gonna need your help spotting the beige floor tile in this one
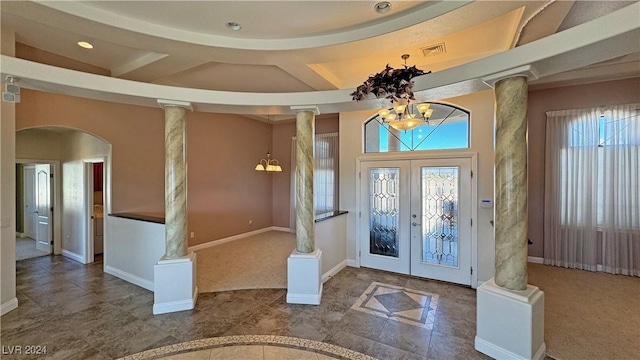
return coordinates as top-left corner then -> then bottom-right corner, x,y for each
161,349 -> 211,359
209,345 -> 264,360
263,345 -> 318,360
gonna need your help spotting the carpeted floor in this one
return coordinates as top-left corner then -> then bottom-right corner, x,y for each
528,263 -> 640,360
195,230 -> 295,293
15,236 -> 49,261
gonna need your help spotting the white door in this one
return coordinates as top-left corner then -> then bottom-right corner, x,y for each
359,161 -> 411,274
35,164 -> 52,253
359,158 -> 472,285
23,166 -> 37,239
409,158 -> 472,285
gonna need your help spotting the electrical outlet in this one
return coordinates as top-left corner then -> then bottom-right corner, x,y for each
248,220 -> 253,227
190,232 -> 195,239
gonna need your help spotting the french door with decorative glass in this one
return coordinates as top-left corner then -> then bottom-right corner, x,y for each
359,158 -> 472,285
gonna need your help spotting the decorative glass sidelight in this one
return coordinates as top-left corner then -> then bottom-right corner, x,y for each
369,168 -> 400,257
421,167 -> 459,266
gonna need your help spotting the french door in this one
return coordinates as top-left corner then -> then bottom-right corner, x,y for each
359,157 -> 472,285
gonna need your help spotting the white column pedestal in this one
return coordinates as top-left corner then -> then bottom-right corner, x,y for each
287,248 -> 322,305
475,278 -> 545,360
153,252 -> 198,315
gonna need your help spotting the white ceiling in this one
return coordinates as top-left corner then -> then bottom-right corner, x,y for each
1,0 -> 638,115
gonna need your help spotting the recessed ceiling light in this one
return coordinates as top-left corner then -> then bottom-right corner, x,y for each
226,22 -> 241,31
374,1 -> 392,14
77,41 -> 94,49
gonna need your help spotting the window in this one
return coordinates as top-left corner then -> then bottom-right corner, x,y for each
364,102 -> 469,153
562,109 -> 640,226
290,133 -> 339,227
544,103 -> 639,275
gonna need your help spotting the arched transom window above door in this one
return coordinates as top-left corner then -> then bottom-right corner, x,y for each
364,102 -> 470,153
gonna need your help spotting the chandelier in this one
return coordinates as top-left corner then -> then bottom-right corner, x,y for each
255,116 -> 282,172
351,54 -> 432,131
378,99 -> 433,131
255,152 -> 282,172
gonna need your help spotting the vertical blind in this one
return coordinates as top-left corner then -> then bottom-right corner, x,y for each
290,132 -> 339,229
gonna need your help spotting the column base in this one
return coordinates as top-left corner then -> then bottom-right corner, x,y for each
153,252 -> 198,315
287,248 -> 323,305
475,278 -> 545,360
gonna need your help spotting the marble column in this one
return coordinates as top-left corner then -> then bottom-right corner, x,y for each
287,105 -> 322,305
494,76 -> 528,291
475,67 -> 544,360
295,109 -> 315,253
154,99 -> 197,315
164,105 -> 189,259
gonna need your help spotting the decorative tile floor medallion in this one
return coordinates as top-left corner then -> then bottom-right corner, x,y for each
118,335 -> 378,360
351,282 -> 438,329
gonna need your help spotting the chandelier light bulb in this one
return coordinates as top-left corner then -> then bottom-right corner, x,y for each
393,101 -> 407,115
416,103 -> 430,115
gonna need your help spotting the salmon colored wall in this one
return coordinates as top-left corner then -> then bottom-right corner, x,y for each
271,115 -> 339,228
527,77 -> 640,258
15,89 -> 272,246
186,112 -> 273,245
17,89 -> 166,214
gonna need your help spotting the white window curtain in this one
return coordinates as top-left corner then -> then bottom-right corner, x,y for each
544,104 -> 639,276
290,132 -> 340,229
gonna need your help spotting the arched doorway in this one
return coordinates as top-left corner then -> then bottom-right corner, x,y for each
15,126 -> 111,264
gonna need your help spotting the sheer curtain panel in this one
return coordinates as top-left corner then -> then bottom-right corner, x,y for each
544,104 -> 639,276
601,104 -> 639,275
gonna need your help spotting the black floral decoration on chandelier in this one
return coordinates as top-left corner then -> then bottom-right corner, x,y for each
350,63 -> 431,103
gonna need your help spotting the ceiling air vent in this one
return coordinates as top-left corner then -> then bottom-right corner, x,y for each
421,43 -> 446,57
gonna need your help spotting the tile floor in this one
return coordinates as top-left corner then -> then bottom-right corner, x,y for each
2,255 -> 491,359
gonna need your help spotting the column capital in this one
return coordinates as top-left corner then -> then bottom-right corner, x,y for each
482,65 -> 539,88
291,105 -> 320,115
157,99 -> 193,111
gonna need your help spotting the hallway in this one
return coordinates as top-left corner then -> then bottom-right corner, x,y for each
2,255 -> 489,359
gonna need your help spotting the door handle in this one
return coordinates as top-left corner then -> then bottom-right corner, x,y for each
412,222 -> 421,226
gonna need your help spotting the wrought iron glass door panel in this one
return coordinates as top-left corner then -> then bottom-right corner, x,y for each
369,168 -> 400,258
359,161 -> 410,275
421,166 -> 459,267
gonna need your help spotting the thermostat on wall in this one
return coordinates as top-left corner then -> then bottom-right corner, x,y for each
481,199 -> 493,208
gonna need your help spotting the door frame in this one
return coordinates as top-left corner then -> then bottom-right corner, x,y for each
355,151 -> 478,287
16,159 -> 62,255
84,157 -> 107,264
22,165 -> 36,239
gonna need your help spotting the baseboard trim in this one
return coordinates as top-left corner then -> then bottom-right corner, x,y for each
476,337 -> 546,360
1,298 -> 18,316
322,260 -> 347,283
346,259 -> 358,267
528,256 -> 544,264
286,284 -> 323,305
153,287 -> 198,315
272,226 -> 294,233
62,249 -> 85,264
188,226 -> 290,252
105,265 -> 154,292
